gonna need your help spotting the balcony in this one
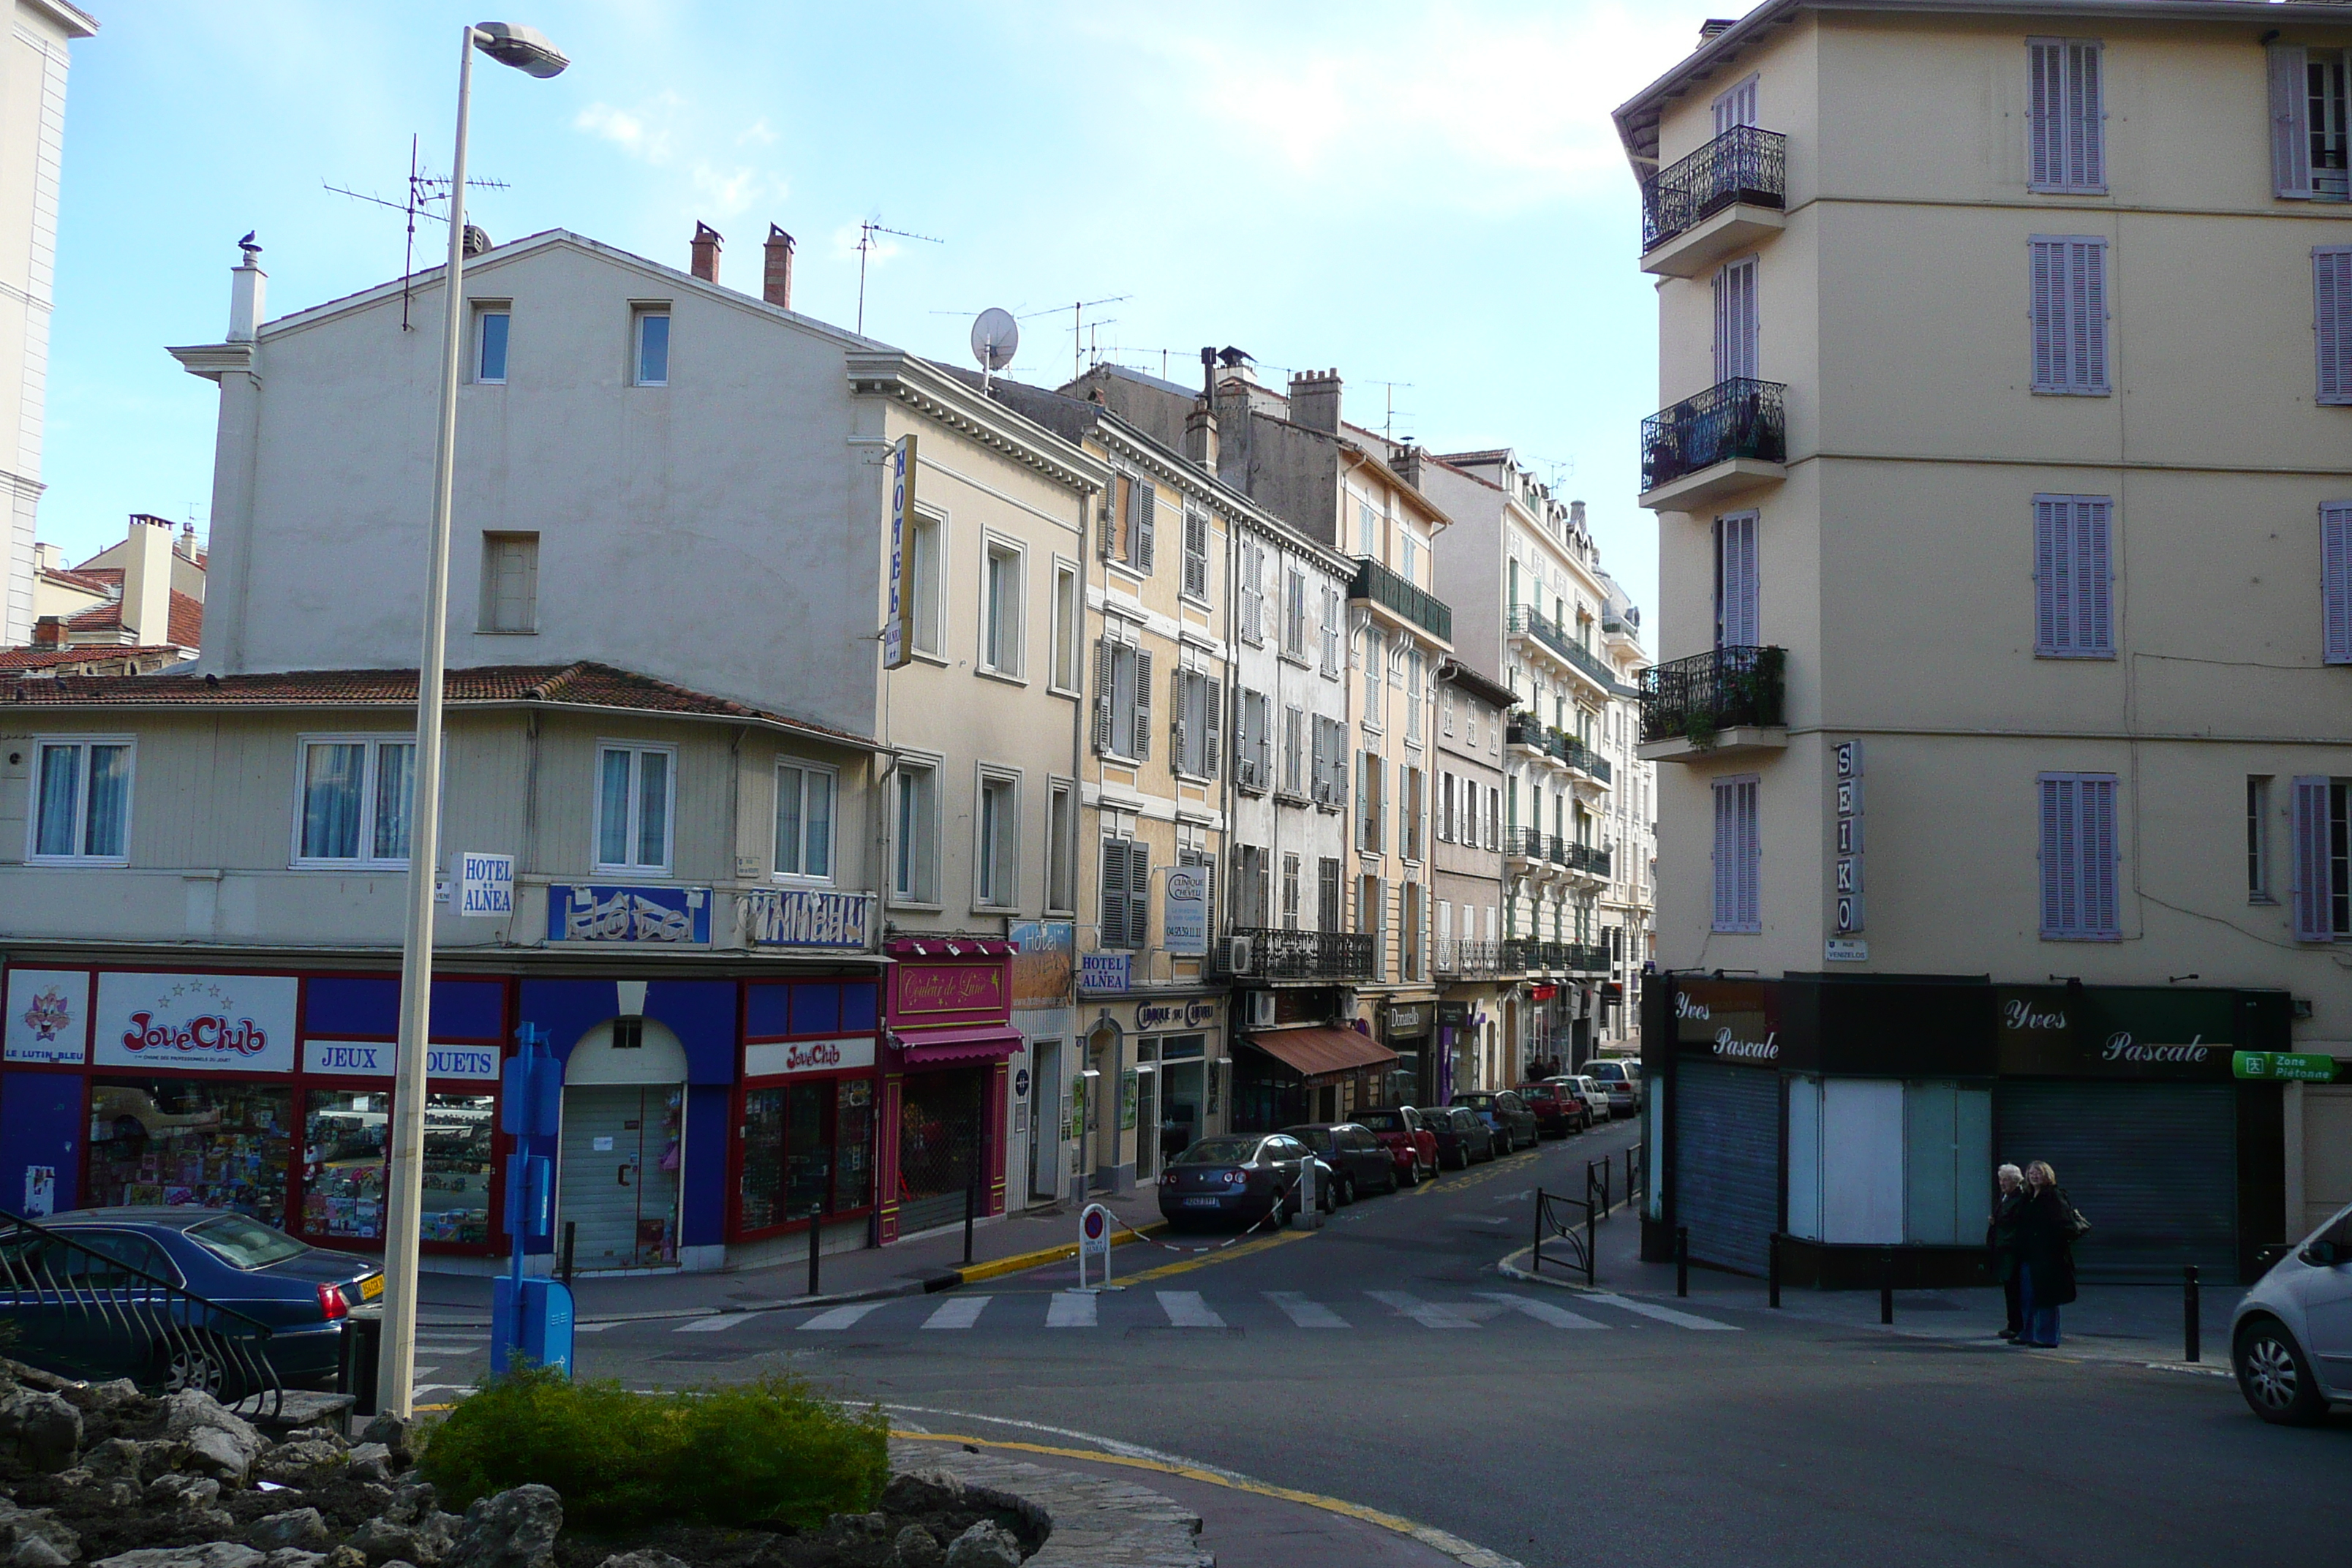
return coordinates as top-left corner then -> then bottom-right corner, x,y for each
1557,733 -> 1613,788
1560,840 -> 1613,881
1640,125 -> 1787,278
1505,716 -> 1552,758
1504,826 -> 1548,867
1602,606 -> 1643,652
1214,926 -> 1375,982
1351,557 -> 1452,644
1433,938 -> 1509,980
1509,606 -> 1624,696
1563,941 -> 1610,975
1638,378 -> 1787,513
1638,645 -> 1789,764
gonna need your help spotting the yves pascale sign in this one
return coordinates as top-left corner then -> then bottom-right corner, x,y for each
459,853 -> 514,917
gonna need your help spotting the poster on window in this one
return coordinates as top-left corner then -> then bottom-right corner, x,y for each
93,973 -> 298,1074
6,969 -> 89,1064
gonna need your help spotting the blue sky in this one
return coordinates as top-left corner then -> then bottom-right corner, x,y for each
45,1 -> 1735,620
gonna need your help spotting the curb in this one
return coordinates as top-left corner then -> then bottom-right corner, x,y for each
943,1220 -> 1171,1288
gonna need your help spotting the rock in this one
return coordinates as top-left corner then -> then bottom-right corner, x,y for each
440,1486 -> 558,1568
880,1470 -> 967,1515
148,1471 -> 224,1509
91,1546 -> 265,1568
345,1443 -> 394,1483
86,1436 -> 181,1485
380,1482 -> 437,1526
349,1511 -> 456,1568
259,1440 -> 347,1485
63,1379 -> 144,1416
323,1550 -> 368,1568
0,1360 -> 74,1395
411,1514 -> 459,1566
0,1390 -> 85,1471
942,1521 -> 1022,1568
345,1519 -> 419,1564
355,1414 -> 414,1467
0,1499 -> 80,1568
4,1539 -> 75,1568
828,1512 -> 890,1537
592,1556 -> 692,1568
262,1554 -> 330,1568
164,1392 -> 265,1485
250,1508 -> 332,1551
887,1524 -> 943,1568
284,1427 -> 347,1449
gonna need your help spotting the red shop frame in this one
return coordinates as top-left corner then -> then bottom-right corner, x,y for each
728,979 -> 881,1243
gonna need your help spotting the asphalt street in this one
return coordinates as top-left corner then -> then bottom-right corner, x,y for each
426,1120 -> 2348,1567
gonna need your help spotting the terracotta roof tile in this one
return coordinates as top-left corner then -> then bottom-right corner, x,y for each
0,646 -> 190,673
37,566 -> 114,595
62,589 -> 204,649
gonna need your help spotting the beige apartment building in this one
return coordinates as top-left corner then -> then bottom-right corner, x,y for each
1621,1 -> 2351,1286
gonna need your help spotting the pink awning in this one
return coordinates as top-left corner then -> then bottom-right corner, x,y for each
894,1023 -> 1023,1068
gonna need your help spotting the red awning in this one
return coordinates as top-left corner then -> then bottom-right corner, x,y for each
894,1023 -> 1023,1068
1240,1026 -> 1398,1085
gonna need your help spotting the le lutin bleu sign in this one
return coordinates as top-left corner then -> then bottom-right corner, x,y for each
742,888 -> 873,949
548,886 -> 711,945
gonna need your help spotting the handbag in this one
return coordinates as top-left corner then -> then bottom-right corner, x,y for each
2064,1202 -> 2092,1241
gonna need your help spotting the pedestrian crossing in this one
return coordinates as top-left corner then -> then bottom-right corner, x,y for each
764,1287 -> 1738,1336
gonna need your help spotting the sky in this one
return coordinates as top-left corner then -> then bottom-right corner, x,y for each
42,0 -> 1740,622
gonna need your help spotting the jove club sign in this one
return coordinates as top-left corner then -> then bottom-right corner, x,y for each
94,973 -> 299,1074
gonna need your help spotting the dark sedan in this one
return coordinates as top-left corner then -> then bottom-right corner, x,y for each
1428,1106 -> 1496,1169
0,1207 -> 383,1398
1158,1134 -> 1330,1229
1281,1123 -> 1399,1204
1457,1089 -> 1545,1149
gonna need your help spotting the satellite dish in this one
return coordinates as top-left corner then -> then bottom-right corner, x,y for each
971,307 -> 1019,372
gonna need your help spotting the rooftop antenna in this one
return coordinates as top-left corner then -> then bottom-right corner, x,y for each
970,307 -> 1019,393
1041,295 -> 1129,382
326,135 -> 509,331
1363,378 -> 1416,442
855,218 -> 942,336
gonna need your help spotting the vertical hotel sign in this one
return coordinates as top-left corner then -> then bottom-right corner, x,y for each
1830,739 -> 1866,957
882,434 -> 919,671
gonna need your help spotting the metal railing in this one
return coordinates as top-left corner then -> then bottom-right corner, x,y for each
1350,557 -> 1452,643
1561,841 -> 1613,879
1639,644 -> 1787,742
0,1209 -> 285,1420
1531,1188 -> 1595,1286
1213,926 -> 1376,981
1640,377 -> 1787,494
1433,938 -> 1508,979
1557,733 -> 1613,786
1641,124 -> 1787,254
1504,826 -> 1546,862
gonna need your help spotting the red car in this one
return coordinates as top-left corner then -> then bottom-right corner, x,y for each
1354,1106 -> 1441,1186
1516,1081 -> 1589,1136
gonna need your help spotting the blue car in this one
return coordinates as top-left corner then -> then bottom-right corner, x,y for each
0,1207 -> 384,1398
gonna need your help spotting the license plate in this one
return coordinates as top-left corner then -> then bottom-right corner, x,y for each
1183,1196 -> 1224,1208
358,1274 -> 385,1302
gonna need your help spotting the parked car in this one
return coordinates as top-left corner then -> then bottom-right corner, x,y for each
1459,1089 -> 1545,1148
1354,1107 -> 1441,1186
0,1207 -> 383,1398
1425,1107 -> 1496,1170
1560,1074 -> 1613,1123
1503,1084 -> 1580,1139
1281,1123 -> 1399,1204
1583,1058 -> 1640,1117
2231,1200 -> 2352,1425
1158,1134 -> 1330,1229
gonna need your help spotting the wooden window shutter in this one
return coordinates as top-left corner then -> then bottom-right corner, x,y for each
1102,477 -> 1125,559
1736,778 -> 1760,930
1717,512 -> 1760,647
2271,45 -> 2314,200
2066,41 -> 2103,192
1092,639 -> 1115,753
2029,40 -> 2063,189
1252,693 -> 1272,780
2030,240 -> 2062,390
2325,504 -> 2352,665
2085,498 -> 2114,652
1711,778 -> 1735,930
1133,480 -> 1156,573
1101,837 -> 1128,949
1169,667 -> 1189,772
2084,775 -> 2118,935
2035,495 -> 2114,657
1184,510 -> 1208,598
1127,839 -> 1152,949
1205,680 -> 1222,778
2033,498 -> 2060,653
2291,776 -> 2334,941
1131,647 -> 1153,759
2038,774 -> 2073,936
2318,249 -> 2352,407
2075,239 -> 2108,391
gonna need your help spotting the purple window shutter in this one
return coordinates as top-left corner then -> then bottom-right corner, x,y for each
1738,780 -> 1761,930
1712,780 -> 1735,930
2079,240 -> 2108,391
2030,241 -> 2059,391
2068,41 -> 2103,192
2291,776 -> 2333,942
2033,498 -> 2059,653
2039,774 -> 2077,936
2084,499 -> 2114,653
2271,45 -> 2313,200
2318,249 -> 2352,407
2028,41 -> 2060,189
2084,776 -> 2118,935
2324,505 -> 2352,666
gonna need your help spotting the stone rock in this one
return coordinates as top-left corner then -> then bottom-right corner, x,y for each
0,1361 -> 73,1395
381,1483 -> 437,1527
345,1443 -> 394,1483
440,1487 -> 559,1568
323,1550 -> 368,1568
592,1556 -> 692,1568
345,1519 -> 420,1564
163,1392 -> 265,1484
148,1471 -> 224,1509
91,1546 -> 265,1568
0,1498 -> 80,1568
63,1379 -> 143,1416
284,1427 -> 347,1449
262,1554 -> 330,1568
942,1521 -> 1022,1568
828,1512 -> 890,1537
86,1436 -> 180,1485
411,1514 -> 459,1566
880,1471 -> 966,1517
0,1390 -> 84,1471
259,1440 -> 347,1485
887,1524 -> 943,1568
355,1414 -> 414,1467
250,1508 -> 332,1551
4,1538 -> 75,1568
349,1511 -> 456,1568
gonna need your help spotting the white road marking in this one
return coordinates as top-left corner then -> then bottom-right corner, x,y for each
923,1296 -> 991,1330
1584,1292 -> 1741,1331
799,1301 -> 890,1332
572,1322 -> 620,1333
1046,1292 -> 1097,1328
412,1344 -> 483,1355
1156,1290 -> 1226,1328
677,1312 -> 763,1333
1477,1292 -> 1608,1330
1367,1290 -> 1478,1330
1265,1292 -> 1349,1329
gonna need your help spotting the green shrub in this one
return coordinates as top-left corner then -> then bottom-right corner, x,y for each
418,1366 -> 887,1531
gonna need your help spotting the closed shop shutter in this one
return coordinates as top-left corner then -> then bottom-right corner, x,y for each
1996,1082 -> 2236,1282
1674,1061 -> 1781,1275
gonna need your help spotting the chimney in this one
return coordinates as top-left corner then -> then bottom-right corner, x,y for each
1185,397 -> 1219,477
690,222 -> 723,284
228,235 -> 265,343
1570,500 -> 1587,531
1390,440 -> 1423,489
1700,18 -> 1735,44
31,616 -> 63,649
121,515 -> 174,645
1289,368 -> 1343,432
763,224 -> 795,309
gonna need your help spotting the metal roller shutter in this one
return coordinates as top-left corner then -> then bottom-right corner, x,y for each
1674,1061 -> 1782,1275
1996,1082 -> 2236,1283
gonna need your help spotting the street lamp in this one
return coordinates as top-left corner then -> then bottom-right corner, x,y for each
377,19 -> 568,1422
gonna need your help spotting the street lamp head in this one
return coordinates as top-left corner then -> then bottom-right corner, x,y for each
471,22 -> 568,78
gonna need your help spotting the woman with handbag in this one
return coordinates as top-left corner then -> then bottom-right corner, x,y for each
2015,1159 -> 2087,1348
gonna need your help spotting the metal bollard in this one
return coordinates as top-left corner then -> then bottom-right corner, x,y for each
1880,1249 -> 1895,1324
807,1205 -> 823,1298
1675,1225 -> 1689,1298
2184,1264 -> 2201,1363
1531,1188 -> 1546,1275
1768,1232 -> 1782,1309
559,1220 -> 576,1289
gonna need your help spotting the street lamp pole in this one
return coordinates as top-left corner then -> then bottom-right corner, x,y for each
378,19 -> 566,1422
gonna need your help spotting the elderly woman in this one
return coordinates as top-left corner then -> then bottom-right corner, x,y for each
2015,1160 -> 2085,1348
1988,1164 -> 2027,1340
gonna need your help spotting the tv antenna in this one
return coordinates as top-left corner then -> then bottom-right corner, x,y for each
1042,296 -> 1129,382
325,135 -> 510,330
855,218 -> 942,336
970,308 -> 1019,393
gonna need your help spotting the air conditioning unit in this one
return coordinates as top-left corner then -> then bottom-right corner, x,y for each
1246,989 -> 1277,1029
1224,935 -> 1254,975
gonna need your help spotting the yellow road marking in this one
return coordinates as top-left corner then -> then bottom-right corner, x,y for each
1124,1226 -> 1310,1281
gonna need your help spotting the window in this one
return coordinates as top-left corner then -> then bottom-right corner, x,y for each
1713,74 -> 1758,136
295,736 -> 412,867
1283,705 -> 1305,796
2267,44 -> 2352,200
2039,772 -> 2119,939
905,513 -> 944,657
1183,508 -> 1210,600
1714,256 -> 1759,384
1716,511 -> 1760,648
1236,688 -> 1271,791
2033,495 -> 2114,657
2326,502 -> 2352,662
1358,874 -> 1385,980
1180,845 -> 1216,932
1092,634 -> 1151,760
773,761 -> 836,881
29,738 -> 132,863
1357,751 -> 1384,853
1406,652 -> 1425,743
976,772 -> 1019,908
1711,774 -> 1760,933
473,305 -> 510,383
2318,249 -> 2352,405
1362,628 -> 1384,726
1100,835 -> 1150,949
479,532 -> 538,633
2291,777 -> 2351,941
1104,472 -> 1156,573
2249,776 -> 2275,903
894,759 -> 939,903
2029,237 -> 2109,395
1401,881 -> 1423,981
1234,845 -> 1270,927
2027,39 -> 2105,193
1320,585 -> 1342,676
1052,564 -> 1081,693
1317,856 -> 1342,932
981,538 -> 1023,676
633,308 -> 671,385
1400,533 -> 1419,590
1239,541 -> 1265,646
596,744 -> 674,873
1357,500 -> 1378,557
1403,766 -> 1424,861
1047,781 -> 1077,913
1313,716 -> 1347,808
1172,667 -> 1220,779
1284,567 -> 1309,658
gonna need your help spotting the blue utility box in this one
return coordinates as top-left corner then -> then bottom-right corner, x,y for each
490,1275 -> 575,1376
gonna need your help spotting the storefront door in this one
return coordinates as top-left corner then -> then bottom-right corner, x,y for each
1029,1039 -> 1062,1202
897,1067 -> 986,1235
1996,1081 -> 2237,1281
1134,1068 -> 1158,1183
559,1084 -> 682,1270
1675,1060 -> 1782,1275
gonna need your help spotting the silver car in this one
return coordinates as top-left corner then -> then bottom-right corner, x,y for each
2231,1201 -> 2352,1425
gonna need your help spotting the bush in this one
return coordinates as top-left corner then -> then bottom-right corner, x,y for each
418,1366 -> 888,1531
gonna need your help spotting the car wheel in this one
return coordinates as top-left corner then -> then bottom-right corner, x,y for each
159,1333 -> 249,1406
1400,1158 -> 1419,1188
1338,1175 -> 1356,1207
2235,1317 -> 2329,1425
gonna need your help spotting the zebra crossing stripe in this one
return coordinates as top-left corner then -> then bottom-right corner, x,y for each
1264,1292 -> 1349,1329
1583,1292 -> 1740,1331
923,1296 -> 991,1330
800,1301 -> 889,1331
1046,1292 -> 1097,1329
677,1312 -> 762,1333
1366,1290 -> 1477,1330
1475,1292 -> 1607,1330
1156,1290 -> 1226,1328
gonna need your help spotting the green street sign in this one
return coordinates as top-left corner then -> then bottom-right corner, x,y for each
2233,1050 -> 2341,1083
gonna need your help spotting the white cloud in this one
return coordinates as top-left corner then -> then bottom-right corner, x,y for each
573,94 -> 786,219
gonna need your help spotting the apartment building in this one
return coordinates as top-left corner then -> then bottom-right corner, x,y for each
1618,1 -> 2351,1287
1432,659 -> 1513,1093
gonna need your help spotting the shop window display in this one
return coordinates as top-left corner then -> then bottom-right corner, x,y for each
423,1093 -> 496,1245
302,1090 -> 388,1238
89,1079 -> 292,1229
739,1077 -> 875,1232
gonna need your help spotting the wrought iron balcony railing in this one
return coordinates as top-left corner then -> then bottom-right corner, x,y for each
1642,377 -> 1787,495
1641,124 -> 1787,254
1640,645 -> 1787,744
1213,926 -> 1376,981
1433,938 -> 1508,979
1350,557 -> 1452,644
1561,841 -> 1613,879
1557,734 -> 1613,787
1505,826 -> 1546,862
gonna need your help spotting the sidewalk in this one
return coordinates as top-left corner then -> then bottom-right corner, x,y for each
417,1188 -> 1171,1327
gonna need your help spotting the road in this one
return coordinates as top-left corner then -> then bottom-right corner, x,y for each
423,1118 -> 2348,1567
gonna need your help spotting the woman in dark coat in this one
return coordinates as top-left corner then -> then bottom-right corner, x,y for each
2015,1159 -> 2081,1348
1988,1164 -> 2027,1339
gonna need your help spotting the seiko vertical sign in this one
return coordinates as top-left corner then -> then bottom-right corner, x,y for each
1833,739 -> 1866,943
881,434 -> 919,671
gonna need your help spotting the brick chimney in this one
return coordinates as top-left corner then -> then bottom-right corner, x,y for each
121,514 -> 175,645
1185,398 -> 1218,477
1289,368 -> 1343,432
1390,440 -> 1423,489
690,222 -> 723,284
763,225 -> 795,309
31,616 -> 63,649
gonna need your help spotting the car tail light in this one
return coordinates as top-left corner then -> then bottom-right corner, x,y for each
1160,1171 -> 1177,1187
317,1283 -> 350,1322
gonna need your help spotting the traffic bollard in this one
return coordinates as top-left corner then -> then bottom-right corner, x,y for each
1531,1188 -> 1546,1275
807,1205 -> 823,1298
559,1220 -> 576,1289
1880,1249 -> 1895,1324
1768,1232 -> 1782,1309
1675,1225 -> 1689,1297
2184,1264 -> 2201,1363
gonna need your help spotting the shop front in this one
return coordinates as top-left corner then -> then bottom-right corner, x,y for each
1523,984 -> 1561,1079
1008,922 -> 1076,1210
878,938 -> 1018,1244
1087,993 -> 1226,1182
1377,999 -> 1438,1107
1233,985 -> 1394,1131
